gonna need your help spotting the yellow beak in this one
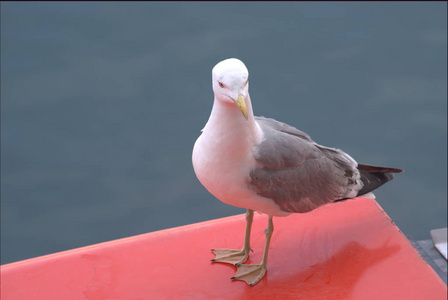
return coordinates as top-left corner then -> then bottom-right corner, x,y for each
231,93 -> 248,120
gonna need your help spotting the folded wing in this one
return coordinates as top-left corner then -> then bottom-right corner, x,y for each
249,117 -> 363,213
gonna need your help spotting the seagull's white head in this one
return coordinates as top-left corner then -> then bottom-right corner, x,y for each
212,58 -> 249,120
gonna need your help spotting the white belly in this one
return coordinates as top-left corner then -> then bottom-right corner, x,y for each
192,134 -> 289,216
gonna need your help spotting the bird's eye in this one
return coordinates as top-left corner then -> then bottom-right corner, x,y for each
219,82 -> 224,88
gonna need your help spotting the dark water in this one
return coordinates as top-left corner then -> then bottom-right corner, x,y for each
1,2 -> 446,264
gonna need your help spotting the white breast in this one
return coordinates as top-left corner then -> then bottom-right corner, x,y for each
192,127 -> 290,217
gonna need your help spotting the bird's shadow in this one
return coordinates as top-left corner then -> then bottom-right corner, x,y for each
238,238 -> 401,297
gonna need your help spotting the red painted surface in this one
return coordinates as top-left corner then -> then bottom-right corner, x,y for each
1,197 -> 446,299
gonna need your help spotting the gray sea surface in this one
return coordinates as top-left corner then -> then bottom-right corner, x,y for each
1,2 -> 447,264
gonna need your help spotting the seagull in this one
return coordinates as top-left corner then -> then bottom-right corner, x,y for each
192,58 -> 403,286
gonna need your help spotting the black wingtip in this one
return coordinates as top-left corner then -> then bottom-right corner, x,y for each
357,171 -> 395,196
357,163 -> 403,173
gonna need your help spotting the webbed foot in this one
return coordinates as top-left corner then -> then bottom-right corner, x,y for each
231,263 -> 267,286
211,248 -> 250,265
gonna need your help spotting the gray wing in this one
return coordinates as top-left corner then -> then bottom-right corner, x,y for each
249,117 -> 362,213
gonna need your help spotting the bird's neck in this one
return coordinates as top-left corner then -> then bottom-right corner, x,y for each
203,95 -> 262,156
